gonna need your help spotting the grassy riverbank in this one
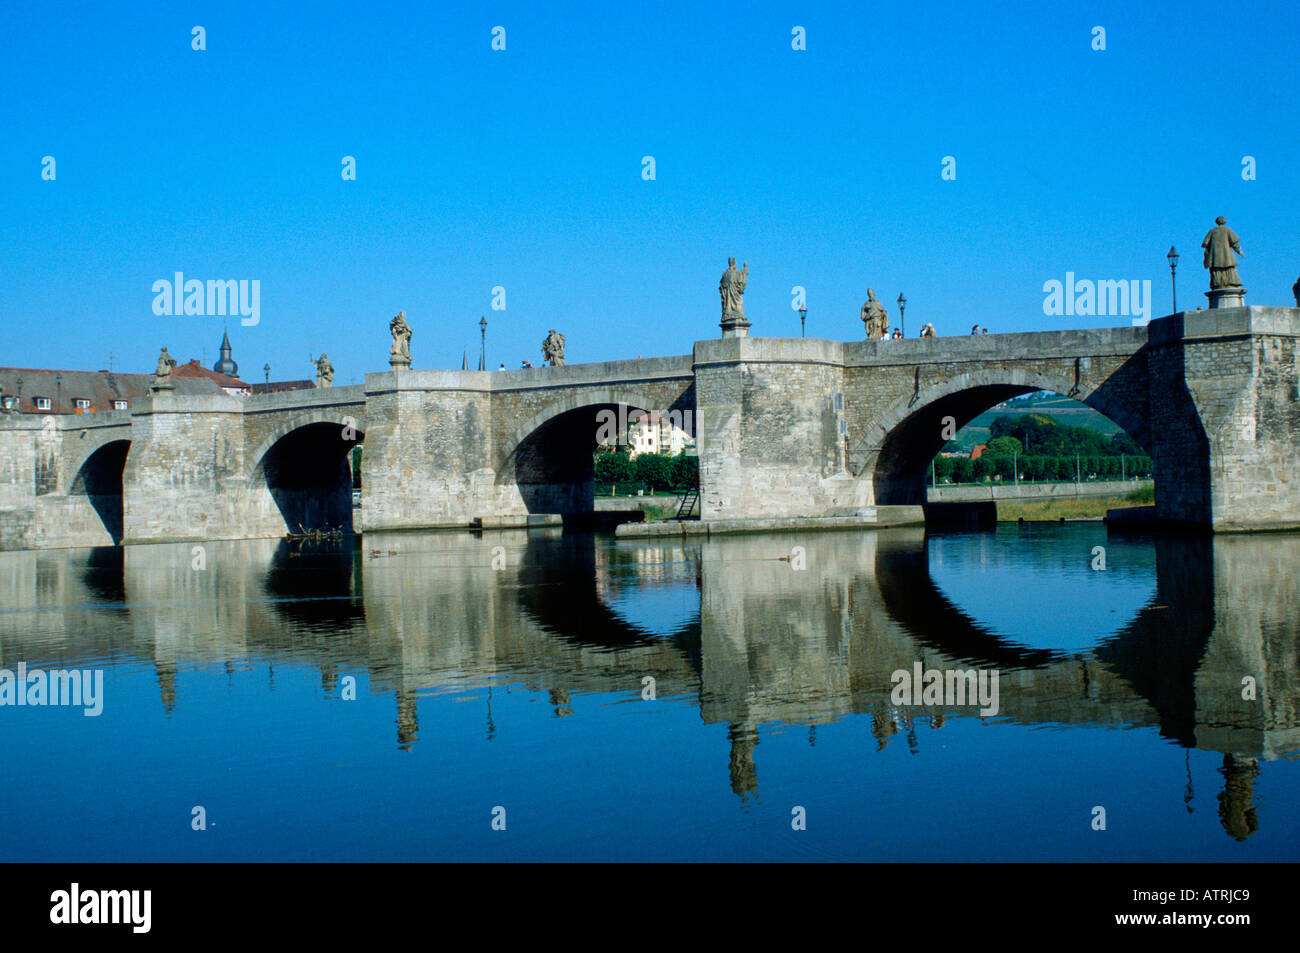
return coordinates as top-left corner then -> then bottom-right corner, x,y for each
997,484 -> 1155,521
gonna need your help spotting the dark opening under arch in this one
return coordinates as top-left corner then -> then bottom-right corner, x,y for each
258,423 -> 364,533
70,440 -> 130,544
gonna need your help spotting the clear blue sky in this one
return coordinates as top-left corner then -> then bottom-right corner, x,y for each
3,0 -> 1297,385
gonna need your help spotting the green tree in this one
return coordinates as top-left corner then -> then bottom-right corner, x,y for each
985,436 -> 1023,458
669,454 -> 698,490
634,453 -> 673,492
595,452 -> 634,488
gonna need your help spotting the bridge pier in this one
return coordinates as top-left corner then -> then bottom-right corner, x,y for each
694,337 -> 872,522
1147,308 -> 1300,531
121,392 -> 250,544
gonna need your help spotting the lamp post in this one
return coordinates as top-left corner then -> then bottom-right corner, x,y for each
55,373 -> 62,415
897,293 -> 907,337
479,316 -> 488,371
1167,246 -> 1179,314
799,306 -> 806,338
263,363 -> 270,387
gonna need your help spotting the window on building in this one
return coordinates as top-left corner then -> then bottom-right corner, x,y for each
75,399 -> 91,410
35,397 -> 51,410
114,400 -> 128,410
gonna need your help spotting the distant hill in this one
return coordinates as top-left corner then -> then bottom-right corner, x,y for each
946,390 -> 1124,452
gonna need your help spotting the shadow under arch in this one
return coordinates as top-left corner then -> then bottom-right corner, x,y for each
500,394 -> 696,516
69,439 -> 130,544
252,422 -> 363,533
514,533 -> 702,658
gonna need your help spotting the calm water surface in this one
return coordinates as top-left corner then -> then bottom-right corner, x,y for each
1,523 -> 1297,861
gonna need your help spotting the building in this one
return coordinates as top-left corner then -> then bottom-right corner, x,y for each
172,332 -> 253,395
173,360 -> 251,396
624,411 -> 695,457
0,367 -> 221,415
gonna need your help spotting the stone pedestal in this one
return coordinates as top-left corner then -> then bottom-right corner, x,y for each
389,357 -> 411,370
720,314 -> 750,338
1206,287 -> 1247,309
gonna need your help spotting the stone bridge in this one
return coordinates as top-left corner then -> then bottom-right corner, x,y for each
2,305 -> 1298,548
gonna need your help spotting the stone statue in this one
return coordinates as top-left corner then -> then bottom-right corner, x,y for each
151,346 -> 178,391
1201,216 -> 1243,289
389,311 -> 412,368
1292,275 -> 1299,307
861,289 -> 890,339
313,353 -> 335,388
719,257 -> 749,335
541,329 -> 566,367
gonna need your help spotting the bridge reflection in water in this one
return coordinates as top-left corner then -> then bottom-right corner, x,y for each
1,525 -> 1297,848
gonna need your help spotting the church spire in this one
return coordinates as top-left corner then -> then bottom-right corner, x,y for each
213,330 -> 238,376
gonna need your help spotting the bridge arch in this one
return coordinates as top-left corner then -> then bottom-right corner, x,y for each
248,418 -> 365,534
862,364 -> 1151,506
68,438 -> 131,544
498,389 -> 695,514
244,407 -> 367,477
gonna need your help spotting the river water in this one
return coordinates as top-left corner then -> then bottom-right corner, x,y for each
0,523 -> 1296,861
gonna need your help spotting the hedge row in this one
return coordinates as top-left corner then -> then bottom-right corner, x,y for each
933,454 -> 1153,484
594,452 -> 698,493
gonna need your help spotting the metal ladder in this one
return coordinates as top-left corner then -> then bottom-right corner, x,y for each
675,487 -> 700,519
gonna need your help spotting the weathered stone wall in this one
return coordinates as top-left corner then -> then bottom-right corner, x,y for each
0,413 -> 134,549
1148,308 -> 1300,530
122,392 -> 249,543
359,370 -> 496,531
694,338 -> 867,520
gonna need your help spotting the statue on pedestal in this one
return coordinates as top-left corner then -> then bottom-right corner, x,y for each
542,329 -> 566,366
1201,217 -> 1248,308
1202,217 -> 1243,289
389,311 -> 413,367
151,347 -> 178,391
313,353 -> 335,388
861,289 -> 890,339
719,257 -> 750,336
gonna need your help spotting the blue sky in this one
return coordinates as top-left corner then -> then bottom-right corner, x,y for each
3,0 -> 1297,385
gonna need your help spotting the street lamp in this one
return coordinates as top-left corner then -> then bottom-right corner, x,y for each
1166,246 -> 1179,314
55,373 -> 62,414
799,306 -> 806,338
897,293 -> 907,337
263,363 -> 270,387
479,316 -> 488,371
